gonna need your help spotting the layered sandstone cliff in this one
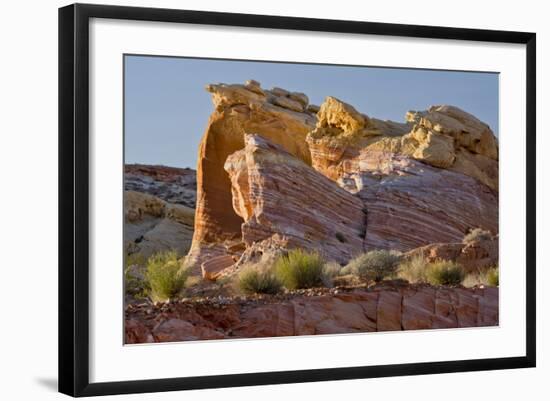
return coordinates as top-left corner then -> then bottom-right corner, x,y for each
307,97 -> 498,251
187,80 -> 498,275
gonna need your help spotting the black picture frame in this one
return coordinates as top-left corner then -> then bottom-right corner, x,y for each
58,3 -> 536,397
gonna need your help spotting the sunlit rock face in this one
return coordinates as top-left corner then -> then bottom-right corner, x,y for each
187,80 -> 498,274
187,82 -> 317,271
306,96 -> 498,252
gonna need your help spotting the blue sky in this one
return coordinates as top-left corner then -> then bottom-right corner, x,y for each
124,55 -> 499,169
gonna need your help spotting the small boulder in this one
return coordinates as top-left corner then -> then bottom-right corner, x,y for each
201,254 -> 236,280
271,96 -> 304,112
317,96 -> 366,134
270,87 -> 290,97
244,79 -> 265,95
289,92 -> 309,107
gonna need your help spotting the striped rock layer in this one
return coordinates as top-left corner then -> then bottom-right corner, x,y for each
187,80 -> 499,272
187,82 -> 317,271
125,285 -> 498,343
224,134 -> 366,264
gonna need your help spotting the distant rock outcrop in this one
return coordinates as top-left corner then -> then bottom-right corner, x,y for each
124,190 -> 194,259
125,164 -> 196,208
186,80 -> 499,276
124,165 -> 197,260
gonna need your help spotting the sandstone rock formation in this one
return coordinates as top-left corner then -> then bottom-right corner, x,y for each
405,234 -> 499,273
125,285 -> 498,343
306,96 -> 498,251
201,255 -> 237,281
124,190 -> 194,259
188,82 -> 317,270
187,80 -> 499,276
224,134 -> 366,264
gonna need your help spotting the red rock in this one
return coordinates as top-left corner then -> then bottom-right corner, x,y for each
125,285 -> 499,344
476,287 -> 499,326
355,155 -> 498,252
152,318 -> 224,342
376,291 -> 402,331
405,236 -> 498,273
125,319 -> 154,343
401,287 -> 436,330
201,255 -> 236,280
453,288 -> 480,328
433,288 -> 459,329
233,304 -> 295,338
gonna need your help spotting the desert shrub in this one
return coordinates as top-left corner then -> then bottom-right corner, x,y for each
237,266 -> 282,295
398,255 -> 429,283
463,228 -> 492,244
126,253 -> 146,269
485,267 -> 499,287
426,260 -> 465,286
345,250 -> 401,283
145,251 -> 189,302
321,261 -> 343,287
462,266 -> 499,287
275,249 -> 325,289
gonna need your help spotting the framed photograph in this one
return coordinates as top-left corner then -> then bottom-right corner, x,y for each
58,3 -> 536,397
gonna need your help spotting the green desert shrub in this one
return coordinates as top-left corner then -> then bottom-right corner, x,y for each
463,228 -> 492,244
275,249 -> 325,289
397,255 -> 429,283
145,250 -> 189,302
462,266 -> 499,287
344,250 -> 401,283
237,266 -> 282,295
426,260 -> 465,286
485,267 -> 499,287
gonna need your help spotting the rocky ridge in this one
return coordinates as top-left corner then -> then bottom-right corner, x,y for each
125,164 -> 196,208
125,283 -> 498,343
